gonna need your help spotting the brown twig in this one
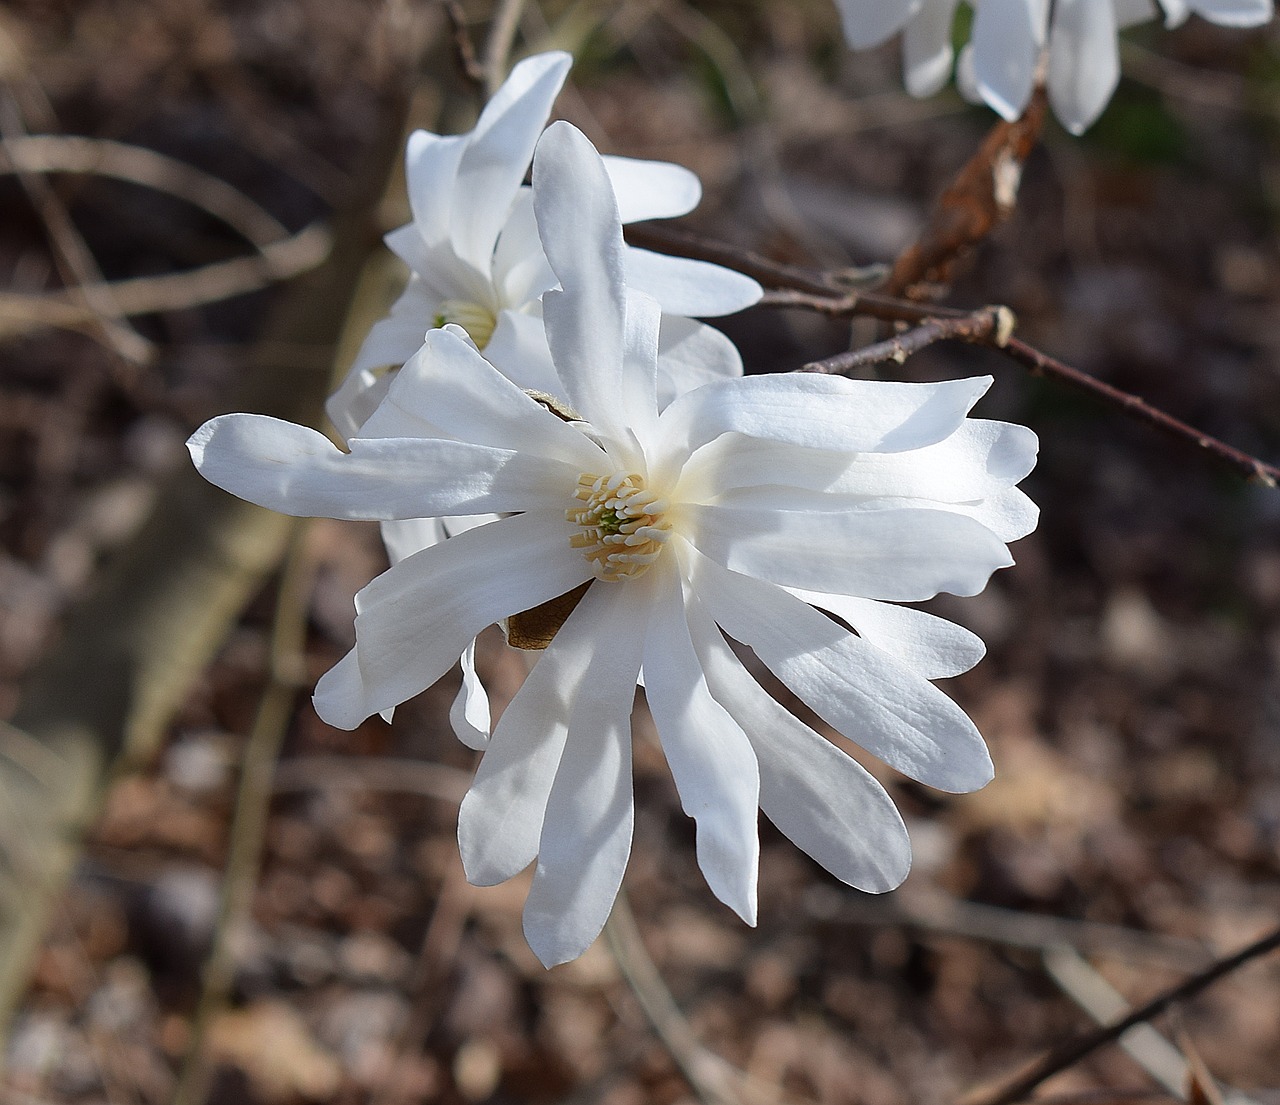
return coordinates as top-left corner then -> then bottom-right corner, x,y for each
960,923 -> 1280,1105
883,86 -> 1047,298
802,307 -> 1015,374
631,230 -> 1280,488
443,0 -> 486,93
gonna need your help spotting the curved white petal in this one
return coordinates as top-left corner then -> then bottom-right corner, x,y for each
642,562 -> 759,923
492,189 -> 556,309
533,122 -> 635,456
188,414 -> 579,520
403,130 -> 469,252
655,375 -> 992,475
451,639 -> 491,749
867,486 -> 1040,544
687,549 -> 994,793
382,516 -> 445,565
451,51 -> 572,275
685,500 -> 1013,601
835,0 -> 921,48
314,511 -> 594,729
365,327 -> 606,472
903,0 -> 961,98
687,590 -> 911,892
972,0 -> 1049,122
327,365 -> 396,444
602,155 -> 701,222
624,248 -> 763,318
1048,0 -> 1120,135
482,308 -> 562,397
786,589 -> 986,680
655,317 -> 743,410
1188,0 -> 1274,23
457,580 -> 631,885
523,575 -> 655,967
678,419 -> 1038,504
1156,0 -> 1190,23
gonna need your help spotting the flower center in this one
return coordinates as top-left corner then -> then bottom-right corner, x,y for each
433,299 -> 497,349
568,472 -> 671,581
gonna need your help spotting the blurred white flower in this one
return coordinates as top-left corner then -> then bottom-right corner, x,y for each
834,0 -> 1272,134
327,50 -> 761,440
189,122 -> 1037,966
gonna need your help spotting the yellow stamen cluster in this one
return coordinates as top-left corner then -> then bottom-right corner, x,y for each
433,299 -> 498,349
568,472 -> 671,581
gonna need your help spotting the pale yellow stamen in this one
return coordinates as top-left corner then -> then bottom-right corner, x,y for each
434,299 -> 498,349
567,472 -> 671,581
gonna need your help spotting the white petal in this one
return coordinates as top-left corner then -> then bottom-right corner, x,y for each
313,511 -> 593,729
786,589 -> 986,680
1115,0 -> 1159,26
1188,0 -> 1273,24
866,486 -> 1040,544
602,155 -> 701,222
492,189 -> 556,308
687,592 -> 911,892
403,131 -> 469,252
459,579 -> 633,886
1048,0 -> 1120,135
642,563 -> 759,923
655,375 -> 992,477
685,500 -> 1013,601
1157,0 -> 1190,24
835,0 -> 922,48
621,290 -> 662,446
482,308 -> 562,397
688,549 -> 994,792
451,639 -> 491,749
364,327 -> 606,473
523,575 -> 654,967
678,419 -> 1038,504
624,248 -> 763,318
655,317 -> 743,410
188,414 -> 578,520
972,0 -> 1049,121
326,365 -> 395,444
903,0 -> 961,98
533,122 -> 635,455
451,51 -> 572,275
382,516 -> 445,565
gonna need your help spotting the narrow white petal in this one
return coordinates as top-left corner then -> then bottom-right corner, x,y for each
655,318 -> 743,410
642,564 -> 759,923
687,592 -> 911,892
972,0 -> 1049,121
685,500 -> 1013,601
687,549 -> 994,792
866,486 -> 1040,544
189,414 -> 577,520
1188,0 -> 1274,24
451,639 -> 491,749
624,248 -> 763,318
492,189 -> 556,308
364,327 -> 606,473
451,52 -> 572,275
786,589 -> 986,680
381,516 -> 445,566
622,290 -> 662,445
903,0 -> 961,98
523,576 -> 654,967
458,579 -> 625,885
326,365 -> 395,444
313,512 -> 593,728
655,375 -> 992,478
533,122 -> 635,454
835,0 -> 922,48
403,130 -> 469,252
1048,0 -> 1120,135
602,155 -> 701,222
482,309 -> 562,397
1157,0 -> 1190,24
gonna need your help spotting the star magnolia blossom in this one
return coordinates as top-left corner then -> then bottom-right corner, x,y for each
327,49 -> 761,440
835,0 -> 1272,134
190,121 -> 1038,966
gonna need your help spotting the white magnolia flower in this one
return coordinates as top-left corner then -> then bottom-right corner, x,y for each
327,49 -> 761,440
835,0 -> 1272,134
190,122 -> 1038,966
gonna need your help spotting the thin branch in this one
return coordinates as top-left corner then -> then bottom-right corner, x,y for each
442,0 -> 486,93
630,230 -> 1280,488
802,307 -> 1015,374
482,0 -> 528,96
960,924 -> 1280,1105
